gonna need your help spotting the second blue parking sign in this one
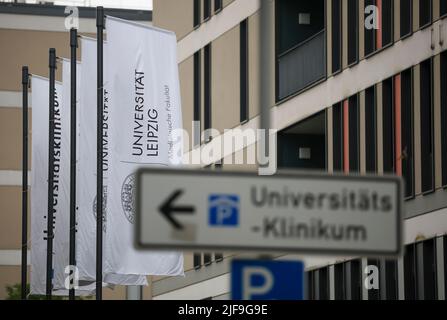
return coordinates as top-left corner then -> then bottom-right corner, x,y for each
231,260 -> 304,300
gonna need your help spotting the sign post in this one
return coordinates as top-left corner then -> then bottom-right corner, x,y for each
136,169 -> 402,257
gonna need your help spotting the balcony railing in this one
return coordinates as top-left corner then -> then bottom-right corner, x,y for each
277,30 -> 326,101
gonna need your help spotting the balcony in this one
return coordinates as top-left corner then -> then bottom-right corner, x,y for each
277,29 -> 326,101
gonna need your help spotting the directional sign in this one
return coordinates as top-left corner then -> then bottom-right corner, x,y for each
135,169 -> 402,256
231,260 -> 304,300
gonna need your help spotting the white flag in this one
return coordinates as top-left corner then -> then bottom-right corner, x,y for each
77,37 -> 148,286
105,16 -> 184,276
30,76 -> 69,295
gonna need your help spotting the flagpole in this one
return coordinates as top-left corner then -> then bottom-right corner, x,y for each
21,66 -> 29,300
69,28 -> 78,301
46,48 -> 57,300
96,6 -> 104,301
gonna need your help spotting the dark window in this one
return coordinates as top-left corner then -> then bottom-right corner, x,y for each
404,243 -> 417,299
345,260 -> 362,300
419,0 -> 432,29
215,253 -> 223,262
365,86 -> 377,172
401,69 -> 414,198
381,0 -> 393,47
333,103 -> 343,171
383,77 -> 395,173
204,44 -> 212,138
194,51 -> 201,147
441,52 -> 447,187
203,0 -> 211,21
193,253 -> 202,269
420,59 -> 434,194
307,271 -> 315,300
417,239 -> 437,299
364,0 -> 376,56
240,19 -> 249,123
334,263 -> 345,300
318,267 -> 330,300
384,260 -> 398,300
419,239 -> 437,300
347,0 -> 359,65
348,95 -> 359,172
332,0 -> 342,73
441,0 -> 447,17
367,259 -> 380,300
400,0 -> 413,38
214,0 -> 223,13
194,0 -> 201,28
204,253 -> 212,266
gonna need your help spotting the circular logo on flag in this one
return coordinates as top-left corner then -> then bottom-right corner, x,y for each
121,174 -> 136,224
92,186 -> 108,232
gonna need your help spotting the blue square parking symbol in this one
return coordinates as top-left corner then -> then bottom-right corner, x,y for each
208,194 -> 239,227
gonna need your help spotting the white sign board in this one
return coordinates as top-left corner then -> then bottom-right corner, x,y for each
136,169 -> 402,256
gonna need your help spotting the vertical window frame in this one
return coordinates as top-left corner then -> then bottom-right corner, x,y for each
240,19 -> 249,124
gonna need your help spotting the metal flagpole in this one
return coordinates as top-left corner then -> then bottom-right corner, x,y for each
69,28 -> 78,301
46,48 -> 57,300
96,6 -> 104,301
21,66 -> 29,300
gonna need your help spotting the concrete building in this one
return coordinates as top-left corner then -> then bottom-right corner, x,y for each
151,0 -> 447,300
0,2 -> 152,300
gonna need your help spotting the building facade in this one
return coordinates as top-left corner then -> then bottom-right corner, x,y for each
0,2 -> 152,300
152,0 -> 447,300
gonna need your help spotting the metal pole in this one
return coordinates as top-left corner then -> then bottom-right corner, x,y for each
96,6 -> 104,300
46,48 -> 57,300
69,28 -> 78,301
21,66 -> 29,300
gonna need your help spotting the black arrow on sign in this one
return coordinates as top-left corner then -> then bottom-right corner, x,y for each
159,189 -> 195,230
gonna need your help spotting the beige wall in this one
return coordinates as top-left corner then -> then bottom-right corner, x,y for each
0,187 -> 27,250
211,26 -> 240,133
153,0 -> 194,40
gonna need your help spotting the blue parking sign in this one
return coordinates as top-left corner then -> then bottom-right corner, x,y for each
231,260 -> 304,300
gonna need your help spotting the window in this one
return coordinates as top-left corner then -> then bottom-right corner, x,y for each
384,260 -> 398,300
441,52 -> 447,187
417,239 -> 437,299
345,260 -> 362,300
367,259 -> 380,300
347,0 -> 359,65
400,0 -> 413,38
240,19 -> 249,123
307,271 -> 315,300
204,44 -> 212,140
382,77 -> 395,173
365,86 -> 377,172
333,103 -> 343,171
348,95 -> 359,172
401,69 -> 414,198
444,236 -> 447,293
334,263 -> 345,300
214,162 -> 224,263
381,0 -> 393,48
332,0 -> 342,73
318,267 -> 330,300
193,253 -> 202,269
419,0 -> 432,29
420,59 -> 434,194
203,0 -> 211,21
441,0 -> 447,17
194,51 -> 201,147
214,0 -> 223,13
215,253 -> 223,262
364,0 -> 376,56
404,243 -> 417,299
204,253 -> 212,266
194,0 -> 201,28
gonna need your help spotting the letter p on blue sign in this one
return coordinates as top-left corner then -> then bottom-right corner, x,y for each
231,260 -> 304,300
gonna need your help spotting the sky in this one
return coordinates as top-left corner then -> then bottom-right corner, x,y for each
1,0 -> 152,10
